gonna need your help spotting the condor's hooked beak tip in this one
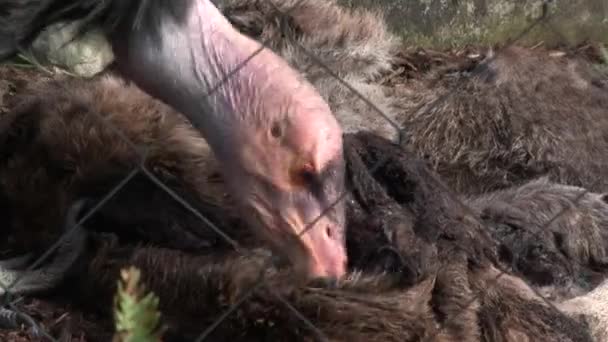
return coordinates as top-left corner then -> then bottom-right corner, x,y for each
300,222 -> 347,280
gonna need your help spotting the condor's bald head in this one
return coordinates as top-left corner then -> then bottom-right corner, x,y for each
222,64 -> 347,279
109,0 -> 347,279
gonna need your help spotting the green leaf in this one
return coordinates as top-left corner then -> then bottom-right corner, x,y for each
112,267 -> 165,342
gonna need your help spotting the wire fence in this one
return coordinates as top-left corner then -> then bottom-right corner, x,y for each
0,0 -> 606,340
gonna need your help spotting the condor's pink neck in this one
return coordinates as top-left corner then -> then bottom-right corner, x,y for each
110,0 -> 279,157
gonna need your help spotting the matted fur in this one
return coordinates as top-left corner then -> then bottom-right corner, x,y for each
466,177 -> 608,301
1,0 -> 403,141
217,0 -> 402,141
4,0 -> 608,192
0,74 -> 245,256
0,1 -> 607,340
1,85 -> 600,339
65,206 -> 592,341
58,129 -> 596,341
0,81 -> 601,339
218,0 -> 398,79
396,46 -> 608,194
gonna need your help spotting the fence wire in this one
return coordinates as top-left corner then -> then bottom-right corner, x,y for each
0,0 -> 606,340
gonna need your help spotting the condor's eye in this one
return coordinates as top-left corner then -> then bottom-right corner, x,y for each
270,122 -> 282,138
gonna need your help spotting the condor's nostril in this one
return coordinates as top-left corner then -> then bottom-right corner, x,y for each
326,226 -> 333,238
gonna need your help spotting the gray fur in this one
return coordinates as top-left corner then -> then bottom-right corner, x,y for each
396,46 -> 608,194
466,177 -> 608,301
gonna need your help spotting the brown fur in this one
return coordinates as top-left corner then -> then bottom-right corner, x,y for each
4,0 -> 608,197
218,3 -> 608,193
0,1 -> 606,340
396,46 -> 608,194
66,219 -> 591,341
74,239 -> 444,342
218,0 -> 402,141
0,0 -> 404,257
0,86 -> 598,339
466,177 -> 608,301
2,0 -> 402,139
219,0 -> 397,79
219,5 -> 608,197
0,74 -> 248,256
0,70 -> 604,340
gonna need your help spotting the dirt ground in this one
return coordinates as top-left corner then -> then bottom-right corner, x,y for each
0,297 -> 111,342
0,42 -> 606,341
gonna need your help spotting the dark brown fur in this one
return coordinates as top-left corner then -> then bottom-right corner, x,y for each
60,227 -> 581,342
0,0 -> 404,258
397,46 -> 608,194
16,130 -> 591,342
466,177 -> 608,301
0,2 -> 606,340
0,74 -> 249,256
73,239 -> 443,342
1,0 -> 402,141
218,0 -> 402,140
0,72 -> 603,341
4,0 -> 608,197
0,83 -> 598,339
63,157 -> 594,341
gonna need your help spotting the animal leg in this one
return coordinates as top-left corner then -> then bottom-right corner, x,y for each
0,199 -> 88,297
0,306 -> 43,338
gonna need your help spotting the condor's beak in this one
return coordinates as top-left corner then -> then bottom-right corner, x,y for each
298,216 -> 347,278
276,189 -> 347,279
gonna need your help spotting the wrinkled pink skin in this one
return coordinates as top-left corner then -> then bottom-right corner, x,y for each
109,0 -> 347,279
